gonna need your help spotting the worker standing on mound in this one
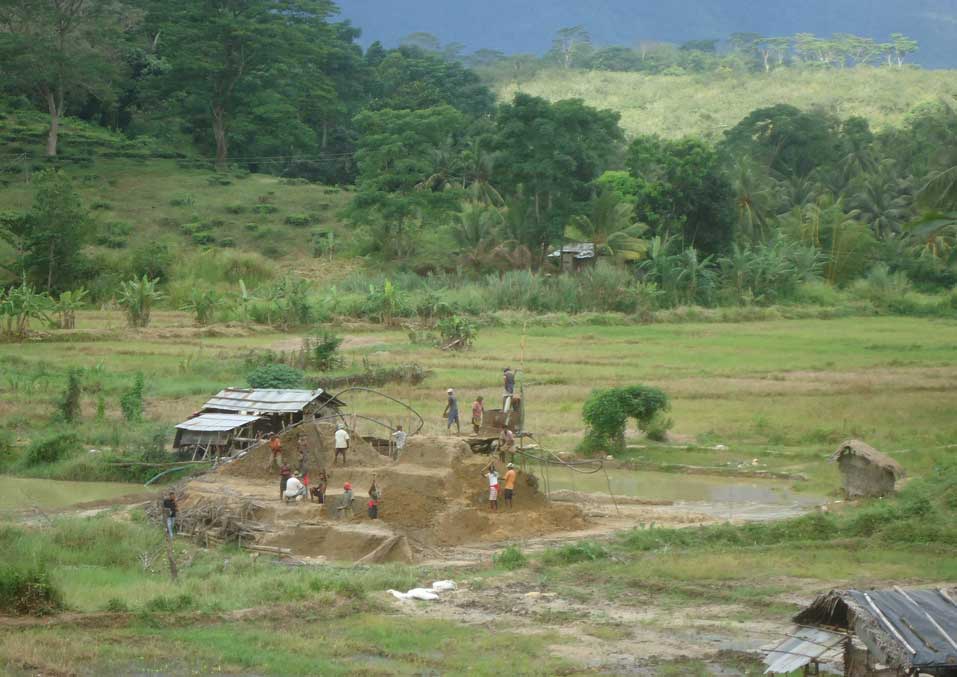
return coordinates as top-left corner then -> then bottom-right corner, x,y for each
503,463 -> 517,509
503,367 -> 515,408
337,482 -> 354,520
266,433 -> 283,470
368,475 -> 381,520
391,425 -> 406,459
310,467 -> 328,504
444,388 -> 460,436
498,427 -> 515,463
471,396 -> 484,435
484,463 -> 499,511
162,491 -> 177,540
334,424 -> 350,465
279,462 -> 292,500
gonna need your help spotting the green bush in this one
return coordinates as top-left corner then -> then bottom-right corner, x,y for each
643,412 -> 674,442
438,315 -> 477,350
96,221 -> 133,248
145,593 -> 195,613
224,203 -> 246,214
0,565 -> 64,616
104,597 -> 129,612
247,363 -> 304,389
23,432 -> 81,467
120,372 -> 145,422
581,385 -> 670,452
307,332 -> 343,371
58,369 -> 82,423
541,541 -> 608,566
284,213 -> 312,227
0,430 -> 17,471
493,546 -> 528,570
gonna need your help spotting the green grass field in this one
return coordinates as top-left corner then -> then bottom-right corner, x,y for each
497,67 -> 957,139
3,313 -> 957,674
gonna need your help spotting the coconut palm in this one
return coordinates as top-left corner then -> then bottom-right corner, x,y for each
850,163 -> 914,239
728,159 -> 777,243
460,140 -> 504,208
453,202 -> 503,272
565,191 -> 648,261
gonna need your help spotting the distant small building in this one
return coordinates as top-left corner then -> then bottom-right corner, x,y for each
173,413 -> 262,459
831,440 -> 905,499
547,242 -> 597,273
764,587 -> 957,676
200,388 -> 345,433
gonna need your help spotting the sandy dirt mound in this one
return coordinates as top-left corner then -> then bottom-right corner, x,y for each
260,523 -> 412,563
397,436 -> 471,466
219,422 -> 384,480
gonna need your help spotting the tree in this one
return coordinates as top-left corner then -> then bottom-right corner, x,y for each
21,170 -> 92,292
627,135 -> 735,254
890,33 -> 918,68
247,364 -> 304,389
549,26 -> 591,69
346,106 -> 466,259
565,191 -> 648,261
399,31 -> 441,52
728,158 -> 777,243
0,0 -> 131,156
581,385 -> 670,452
492,94 -> 624,261
148,0 -> 341,166
850,164 -> 914,239
722,104 -> 841,178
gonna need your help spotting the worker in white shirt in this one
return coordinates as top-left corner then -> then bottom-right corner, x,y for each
334,424 -> 350,465
284,473 -> 307,502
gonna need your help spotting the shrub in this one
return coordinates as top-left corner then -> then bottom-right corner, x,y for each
23,432 -> 81,467
247,364 -> 304,389
643,412 -> 674,442
169,193 -> 195,207
493,546 -> 528,570
116,276 -> 163,328
284,213 -> 312,227
307,332 -> 343,371
181,288 -> 221,326
59,369 -> 82,423
96,221 -> 133,248
120,372 -> 145,423
0,430 -> 15,471
581,385 -> 670,452
224,203 -> 246,214
130,243 -> 173,282
145,593 -> 194,612
438,315 -> 477,350
541,541 -> 608,565
104,597 -> 129,612
0,566 -> 64,616
253,204 -> 278,215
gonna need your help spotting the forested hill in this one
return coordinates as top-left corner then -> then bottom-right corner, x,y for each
337,0 -> 957,67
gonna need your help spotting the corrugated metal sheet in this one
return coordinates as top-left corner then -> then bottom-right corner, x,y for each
547,242 -> 597,260
764,627 -> 845,674
175,413 -> 262,432
201,388 -> 341,414
846,588 -> 957,671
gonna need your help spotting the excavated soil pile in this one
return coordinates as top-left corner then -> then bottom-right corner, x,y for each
185,433 -> 588,562
219,422 -> 384,480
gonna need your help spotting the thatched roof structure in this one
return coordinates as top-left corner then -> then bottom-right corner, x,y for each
830,439 -> 905,479
792,588 -> 957,675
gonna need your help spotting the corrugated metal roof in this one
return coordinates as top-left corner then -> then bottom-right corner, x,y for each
764,627 -> 845,674
175,413 -> 262,432
201,388 -> 342,414
794,587 -> 957,673
547,242 -> 597,260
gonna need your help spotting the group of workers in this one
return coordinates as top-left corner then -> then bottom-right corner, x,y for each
268,425 -> 382,521
444,367 -> 518,436
483,461 -> 518,511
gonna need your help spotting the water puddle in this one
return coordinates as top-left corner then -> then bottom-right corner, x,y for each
544,468 -> 824,522
0,475 -> 146,511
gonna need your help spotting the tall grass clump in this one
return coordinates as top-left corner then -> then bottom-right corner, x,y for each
493,546 -> 528,570
0,564 -> 64,616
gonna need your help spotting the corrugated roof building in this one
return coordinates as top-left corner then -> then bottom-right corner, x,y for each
765,587 -> 957,676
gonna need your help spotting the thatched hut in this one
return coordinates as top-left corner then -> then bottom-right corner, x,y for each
831,440 -> 904,499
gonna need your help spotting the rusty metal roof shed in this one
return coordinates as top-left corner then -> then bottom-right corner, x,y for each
202,388 -> 344,415
175,413 -> 262,433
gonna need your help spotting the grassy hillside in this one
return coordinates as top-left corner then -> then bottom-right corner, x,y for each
496,67 -> 957,140
0,105 -> 356,293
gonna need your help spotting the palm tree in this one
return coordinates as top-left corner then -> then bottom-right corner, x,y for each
850,163 -> 913,239
415,135 -> 463,193
564,191 -> 648,261
906,211 -> 957,262
728,159 -> 777,243
918,166 -> 957,212
461,140 -> 504,208
453,202 -> 502,272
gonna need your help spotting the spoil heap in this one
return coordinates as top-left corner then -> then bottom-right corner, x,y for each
181,422 -> 586,563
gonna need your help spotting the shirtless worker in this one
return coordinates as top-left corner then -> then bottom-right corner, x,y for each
266,433 -> 283,470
